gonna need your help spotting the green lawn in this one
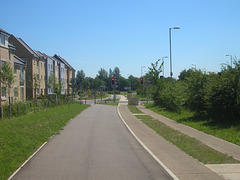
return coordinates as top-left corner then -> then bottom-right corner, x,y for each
144,102 -> 240,146
97,102 -> 119,106
0,103 -> 89,180
127,105 -> 240,164
141,118 -> 239,164
127,105 -> 144,114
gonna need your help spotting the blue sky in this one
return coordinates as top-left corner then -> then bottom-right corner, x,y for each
1,0 -> 240,78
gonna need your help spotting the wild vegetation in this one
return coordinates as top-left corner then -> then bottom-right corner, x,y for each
146,58 -> 240,125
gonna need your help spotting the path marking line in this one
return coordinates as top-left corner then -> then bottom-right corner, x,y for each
117,104 -> 179,180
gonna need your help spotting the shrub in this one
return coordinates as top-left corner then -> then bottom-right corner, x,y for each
151,79 -> 187,113
185,69 -> 209,115
205,62 -> 240,123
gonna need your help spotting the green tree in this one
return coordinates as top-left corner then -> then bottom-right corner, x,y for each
33,74 -> 40,100
205,60 -> 240,122
76,70 -> 85,92
0,62 -> 15,104
128,75 -> 139,90
96,68 -> 108,81
47,72 -> 62,97
119,76 -> 130,91
146,59 -> 163,85
178,68 -> 195,81
186,69 -> 209,114
113,67 -> 120,79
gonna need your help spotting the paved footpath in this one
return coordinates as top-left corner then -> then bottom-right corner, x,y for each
118,103 -> 223,180
11,104 -> 173,180
137,104 -> 240,161
136,104 -> 240,180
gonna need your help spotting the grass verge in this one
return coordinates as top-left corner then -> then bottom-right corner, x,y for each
127,105 -> 144,114
144,102 -> 240,146
0,103 -> 89,180
127,105 -> 240,164
97,102 -> 119,106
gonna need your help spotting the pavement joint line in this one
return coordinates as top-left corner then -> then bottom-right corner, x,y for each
8,118 -> 73,180
117,103 -> 179,180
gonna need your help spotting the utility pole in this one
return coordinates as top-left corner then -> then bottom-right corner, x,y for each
0,45 -> 1,106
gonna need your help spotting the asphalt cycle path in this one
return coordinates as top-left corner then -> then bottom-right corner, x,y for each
12,104 -> 173,180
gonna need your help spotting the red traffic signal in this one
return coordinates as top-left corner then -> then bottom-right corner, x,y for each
140,78 -> 143,85
111,78 -> 115,85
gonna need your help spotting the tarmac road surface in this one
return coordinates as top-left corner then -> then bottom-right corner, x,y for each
12,104 -> 173,180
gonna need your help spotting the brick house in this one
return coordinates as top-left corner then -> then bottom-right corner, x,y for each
9,35 -> 46,100
0,28 -> 26,105
53,54 -> 75,94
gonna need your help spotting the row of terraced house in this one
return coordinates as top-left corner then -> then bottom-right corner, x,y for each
0,28 -> 75,106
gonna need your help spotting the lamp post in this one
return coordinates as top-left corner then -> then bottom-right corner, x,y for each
169,26 -> 180,77
226,54 -> 232,67
141,66 -> 145,77
141,66 -> 145,99
162,56 -> 168,77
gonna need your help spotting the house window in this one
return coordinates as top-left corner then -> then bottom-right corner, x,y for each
20,66 -> 24,86
1,87 -> 6,98
14,87 -> 18,98
14,65 -> 17,74
0,34 -> 5,46
37,60 -> 39,67
1,60 -> 6,67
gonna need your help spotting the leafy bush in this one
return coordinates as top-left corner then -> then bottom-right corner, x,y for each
151,78 -> 187,113
205,62 -> 240,123
185,69 -> 209,115
148,58 -> 240,124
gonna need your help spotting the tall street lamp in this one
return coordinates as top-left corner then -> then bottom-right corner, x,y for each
141,66 -> 145,77
141,66 -> 145,99
226,54 -> 232,67
169,26 -> 180,77
162,56 -> 168,77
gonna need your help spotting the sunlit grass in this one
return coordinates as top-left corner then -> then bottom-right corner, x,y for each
97,102 -> 119,106
138,116 -> 239,164
0,103 -> 89,180
127,105 -> 240,164
127,105 -> 144,114
143,102 -> 240,146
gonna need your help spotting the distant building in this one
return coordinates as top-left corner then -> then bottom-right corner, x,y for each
54,54 -> 75,94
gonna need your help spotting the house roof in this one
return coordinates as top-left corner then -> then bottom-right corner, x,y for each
35,50 -> 60,64
14,55 -> 25,65
33,50 -> 47,59
53,54 -> 75,70
12,35 -> 39,58
0,28 -> 10,36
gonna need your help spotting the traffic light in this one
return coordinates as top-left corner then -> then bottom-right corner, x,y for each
140,78 -> 143,85
111,78 -> 115,85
